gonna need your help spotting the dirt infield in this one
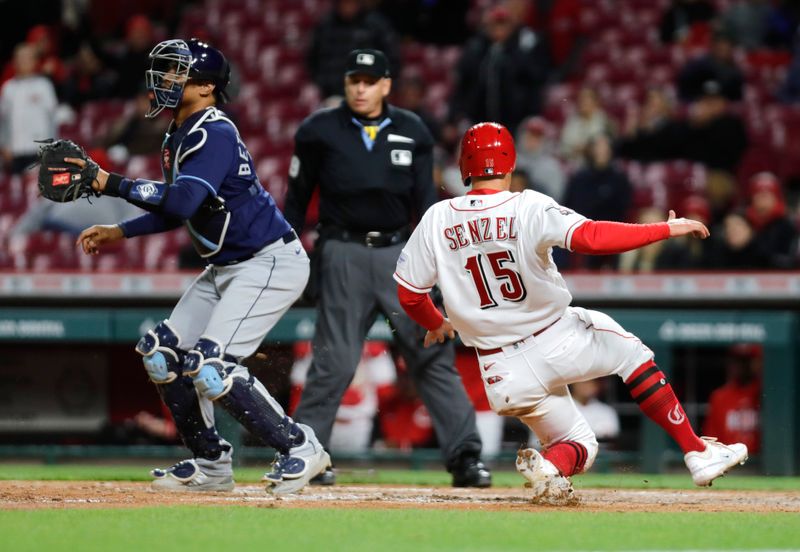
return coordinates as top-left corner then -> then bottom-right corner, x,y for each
1,481 -> 797,512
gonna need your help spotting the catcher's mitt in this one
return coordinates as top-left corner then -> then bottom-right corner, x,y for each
36,139 -> 101,202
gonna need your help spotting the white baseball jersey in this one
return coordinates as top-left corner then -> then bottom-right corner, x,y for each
394,190 -> 587,349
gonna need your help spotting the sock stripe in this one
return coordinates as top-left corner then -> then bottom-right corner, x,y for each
632,378 -> 667,405
565,442 -> 582,472
626,365 -> 659,391
564,441 -> 587,473
628,371 -> 665,397
643,391 -> 675,412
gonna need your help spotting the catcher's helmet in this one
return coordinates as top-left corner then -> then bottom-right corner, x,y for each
458,122 -> 516,185
145,38 -> 231,118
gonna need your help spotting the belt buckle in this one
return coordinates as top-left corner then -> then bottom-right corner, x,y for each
365,231 -> 381,248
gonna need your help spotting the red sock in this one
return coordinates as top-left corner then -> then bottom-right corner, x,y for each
625,361 -> 705,454
542,441 -> 588,476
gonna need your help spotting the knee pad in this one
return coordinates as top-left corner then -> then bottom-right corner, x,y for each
136,320 -> 184,384
184,337 -> 237,401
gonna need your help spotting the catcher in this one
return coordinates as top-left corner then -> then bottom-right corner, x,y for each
35,38 -> 329,494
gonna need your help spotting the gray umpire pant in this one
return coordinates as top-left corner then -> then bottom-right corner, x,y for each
293,239 -> 483,469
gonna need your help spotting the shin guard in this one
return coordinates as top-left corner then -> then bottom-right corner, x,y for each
216,373 -> 305,454
137,321 -> 230,461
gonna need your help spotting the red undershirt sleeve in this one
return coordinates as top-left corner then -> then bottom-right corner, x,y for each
570,220 -> 671,254
397,284 -> 444,331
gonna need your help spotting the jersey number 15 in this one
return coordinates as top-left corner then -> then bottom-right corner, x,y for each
464,250 -> 527,309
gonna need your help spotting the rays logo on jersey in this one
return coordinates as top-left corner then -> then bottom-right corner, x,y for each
137,182 -> 158,200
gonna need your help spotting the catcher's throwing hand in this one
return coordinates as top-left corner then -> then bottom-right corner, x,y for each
424,318 -> 456,348
35,139 -> 105,202
76,224 -> 124,255
666,209 -> 710,239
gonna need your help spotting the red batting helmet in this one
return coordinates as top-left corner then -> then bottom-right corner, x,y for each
459,122 -> 516,185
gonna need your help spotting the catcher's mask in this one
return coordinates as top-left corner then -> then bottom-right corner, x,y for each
145,39 -> 231,118
459,122 -> 516,186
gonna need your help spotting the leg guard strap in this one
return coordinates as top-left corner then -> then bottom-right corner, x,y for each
217,374 -> 305,454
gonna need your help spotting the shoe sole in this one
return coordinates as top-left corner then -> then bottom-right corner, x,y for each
694,450 -> 749,487
267,451 -> 332,496
151,479 -> 235,492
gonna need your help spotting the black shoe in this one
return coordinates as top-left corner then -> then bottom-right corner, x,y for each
310,467 -> 336,486
452,457 -> 492,488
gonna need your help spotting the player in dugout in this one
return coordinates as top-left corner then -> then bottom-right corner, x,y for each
393,122 -> 748,502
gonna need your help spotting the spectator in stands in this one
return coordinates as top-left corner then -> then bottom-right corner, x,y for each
677,28 -> 744,102
706,210 -> 770,268
450,5 -> 550,135
656,194 -> 714,269
779,25 -> 800,103
307,0 -> 401,98
569,379 -> 620,442
109,15 -> 156,99
562,133 -> 632,269
60,42 -> 116,107
0,43 -> 57,174
619,207 -> 668,273
1,25 -> 67,88
719,0 -> 772,50
745,172 -> 798,269
659,0 -> 717,45
685,81 -> 749,211
559,86 -> 614,164
703,344 -> 761,454
514,116 -> 565,201
616,80 -> 748,184
622,87 -> 676,144
721,0 -> 799,50
394,70 -> 440,141
101,86 -> 171,163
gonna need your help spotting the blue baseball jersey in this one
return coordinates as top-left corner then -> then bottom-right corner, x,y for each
116,107 -> 292,264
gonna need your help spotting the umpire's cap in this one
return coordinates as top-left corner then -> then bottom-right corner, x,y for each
345,49 -> 390,79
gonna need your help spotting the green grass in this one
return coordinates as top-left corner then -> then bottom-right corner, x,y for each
0,508 -> 797,552
1,464 -> 798,551
1,463 -> 799,491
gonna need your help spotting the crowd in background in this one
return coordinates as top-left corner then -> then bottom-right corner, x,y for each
2,0 -> 800,272
0,0 -> 776,457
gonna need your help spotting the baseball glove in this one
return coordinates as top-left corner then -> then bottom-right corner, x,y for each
35,139 -> 101,202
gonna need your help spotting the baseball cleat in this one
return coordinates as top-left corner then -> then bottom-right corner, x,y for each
684,437 -> 748,487
264,424 -> 331,495
310,467 -> 337,486
516,448 -> 575,504
452,455 -> 492,488
150,459 -> 235,492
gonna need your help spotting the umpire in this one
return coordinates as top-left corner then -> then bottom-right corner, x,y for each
284,49 -> 490,487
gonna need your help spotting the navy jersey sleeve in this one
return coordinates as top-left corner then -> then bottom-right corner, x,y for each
283,118 -> 323,233
411,118 -> 437,220
110,124 -> 235,219
119,211 -> 182,238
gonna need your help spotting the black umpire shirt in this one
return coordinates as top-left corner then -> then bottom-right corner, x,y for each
283,102 -> 437,234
